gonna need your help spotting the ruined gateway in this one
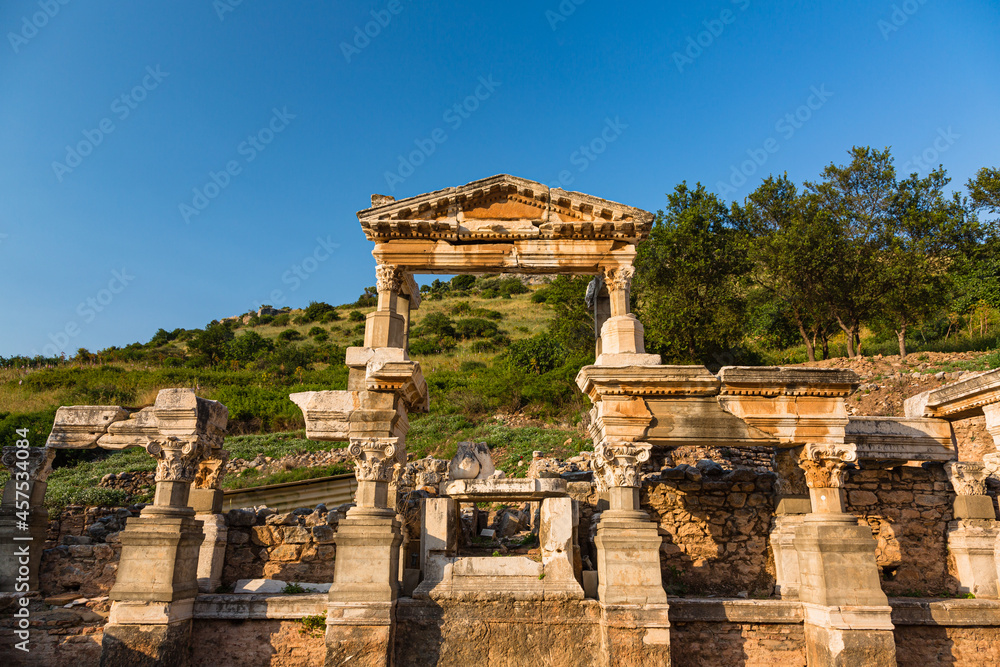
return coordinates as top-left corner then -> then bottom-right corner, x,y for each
4,175 -> 1000,666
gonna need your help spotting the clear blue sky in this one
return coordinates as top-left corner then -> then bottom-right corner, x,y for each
2,0 -> 998,358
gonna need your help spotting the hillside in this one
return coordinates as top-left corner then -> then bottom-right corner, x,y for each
2,273 -> 998,511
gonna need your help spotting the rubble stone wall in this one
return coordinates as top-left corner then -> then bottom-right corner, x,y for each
191,619 -> 326,667
221,506 -> 343,587
893,625 -> 1000,666
641,466 -> 778,596
669,621 -> 806,667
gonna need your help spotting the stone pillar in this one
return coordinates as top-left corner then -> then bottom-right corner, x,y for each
945,461 -> 998,599
102,435 -> 213,667
592,440 -> 670,665
325,436 -> 403,667
598,266 -> 644,355
794,444 -> 896,667
0,446 -> 55,593
770,448 -> 811,599
592,440 -> 666,603
189,450 -> 229,594
984,402 -> 1000,449
364,264 -> 406,349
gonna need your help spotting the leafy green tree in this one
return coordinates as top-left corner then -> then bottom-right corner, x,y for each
226,331 -> 274,363
805,147 -> 898,357
189,322 -> 235,364
634,182 -> 746,364
967,167 -> 1000,217
734,175 -> 837,361
879,168 -> 974,357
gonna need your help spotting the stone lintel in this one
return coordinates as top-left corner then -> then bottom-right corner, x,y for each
289,390 -> 357,442
576,364 -> 720,402
905,367 -> 1000,420
45,405 -> 129,448
444,477 -> 567,502
845,416 -> 956,462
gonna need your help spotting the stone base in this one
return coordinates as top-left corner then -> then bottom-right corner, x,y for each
770,514 -> 805,599
0,506 -> 47,592
330,508 -> 402,603
195,513 -> 227,593
793,514 -> 889,608
601,603 -> 671,666
110,512 -> 204,603
954,495 -> 998,520
599,315 -> 646,355
594,510 -> 667,605
804,619 -> 896,667
325,601 -> 395,667
100,621 -> 193,667
948,519 -> 999,598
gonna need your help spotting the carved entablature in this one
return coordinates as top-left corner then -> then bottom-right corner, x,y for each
593,440 -> 652,489
46,406 -> 130,449
905,368 -> 1000,421
945,461 -> 990,496
1,446 -> 56,483
359,175 -> 653,275
146,436 -> 211,484
348,437 -> 401,483
799,443 -> 858,489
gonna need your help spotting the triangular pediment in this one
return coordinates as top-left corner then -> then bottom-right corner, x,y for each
357,174 -> 653,243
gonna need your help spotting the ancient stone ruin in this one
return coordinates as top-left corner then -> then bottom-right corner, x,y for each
4,175 -> 1000,666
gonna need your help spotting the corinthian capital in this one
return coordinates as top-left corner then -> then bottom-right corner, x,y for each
945,461 -> 989,496
194,450 -> 229,490
146,436 -> 211,483
375,264 -> 403,293
602,266 -> 635,293
593,439 -> 651,489
800,443 -> 857,489
348,437 -> 401,482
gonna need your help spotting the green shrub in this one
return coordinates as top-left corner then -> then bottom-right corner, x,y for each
349,310 -> 365,322
308,326 -> 325,337
272,314 -> 291,326
278,329 -> 304,342
455,318 -> 503,340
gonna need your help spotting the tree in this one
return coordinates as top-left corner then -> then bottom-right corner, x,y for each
633,182 -> 746,365
880,168 -> 974,357
967,167 -> 1000,217
805,147 -> 897,357
189,322 -> 235,364
734,175 -> 837,361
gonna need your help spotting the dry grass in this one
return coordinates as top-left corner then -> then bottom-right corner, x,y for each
0,385 -> 65,412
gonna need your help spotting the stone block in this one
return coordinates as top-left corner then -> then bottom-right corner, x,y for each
599,315 -> 646,355
312,525 -> 335,544
269,544 -> 303,562
954,495 -> 997,520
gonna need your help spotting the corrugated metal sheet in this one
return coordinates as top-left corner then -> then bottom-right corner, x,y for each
222,473 -> 357,512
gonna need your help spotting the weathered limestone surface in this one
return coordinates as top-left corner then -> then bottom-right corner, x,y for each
191,619 -> 325,667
